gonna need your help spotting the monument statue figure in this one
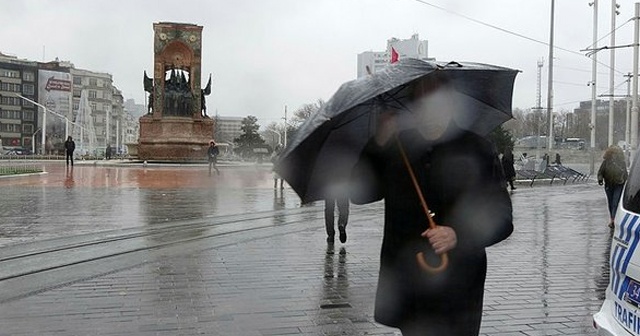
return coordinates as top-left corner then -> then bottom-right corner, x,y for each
143,71 -> 154,114
201,74 -> 212,118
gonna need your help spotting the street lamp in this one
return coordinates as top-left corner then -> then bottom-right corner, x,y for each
282,105 -> 288,147
13,93 -> 94,156
31,129 -> 40,154
13,94 -> 47,154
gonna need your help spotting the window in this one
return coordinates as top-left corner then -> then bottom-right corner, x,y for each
89,90 -> 97,99
89,78 -> 97,86
22,72 -> 35,81
0,69 -> 20,78
0,83 -> 21,92
73,76 -> 81,85
90,102 -> 97,111
1,96 -> 21,105
73,101 -> 79,111
23,111 -> 34,121
624,153 -> 640,214
22,84 -> 34,95
22,124 -> 33,134
73,89 -> 81,97
22,100 -> 34,108
2,110 -> 21,119
0,123 -> 20,132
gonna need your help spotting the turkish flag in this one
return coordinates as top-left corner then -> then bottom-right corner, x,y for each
391,47 -> 399,63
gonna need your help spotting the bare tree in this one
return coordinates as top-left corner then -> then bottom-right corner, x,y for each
291,98 -> 325,126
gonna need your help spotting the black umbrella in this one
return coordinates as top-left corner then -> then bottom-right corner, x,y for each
276,58 -> 519,204
276,58 -> 518,272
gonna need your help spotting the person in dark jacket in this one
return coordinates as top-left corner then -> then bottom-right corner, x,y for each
324,192 -> 350,243
501,147 -> 517,190
64,136 -> 75,166
207,140 -> 220,175
351,92 -> 513,335
598,145 -> 628,228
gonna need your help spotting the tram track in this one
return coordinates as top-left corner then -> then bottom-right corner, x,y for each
0,203 -> 383,302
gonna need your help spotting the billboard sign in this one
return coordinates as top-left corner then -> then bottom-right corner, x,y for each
38,69 -> 72,153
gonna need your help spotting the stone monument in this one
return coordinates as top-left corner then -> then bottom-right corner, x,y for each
137,22 -> 214,161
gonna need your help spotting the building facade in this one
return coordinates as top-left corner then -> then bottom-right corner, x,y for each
214,116 -> 243,144
0,52 -> 130,155
0,53 -> 38,150
356,34 -> 433,78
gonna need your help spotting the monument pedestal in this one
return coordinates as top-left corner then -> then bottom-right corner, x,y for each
138,115 -> 214,161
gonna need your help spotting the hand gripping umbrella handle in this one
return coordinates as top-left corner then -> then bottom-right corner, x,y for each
395,136 -> 448,274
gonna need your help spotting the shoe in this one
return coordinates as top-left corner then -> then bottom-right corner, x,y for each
338,226 -> 347,243
609,220 -> 614,229
327,236 -> 335,244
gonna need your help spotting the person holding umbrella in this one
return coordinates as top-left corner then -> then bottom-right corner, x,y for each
350,77 -> 513,335
275,59 -> 518,336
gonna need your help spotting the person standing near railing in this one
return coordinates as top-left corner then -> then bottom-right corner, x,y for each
64,136 -> 75,167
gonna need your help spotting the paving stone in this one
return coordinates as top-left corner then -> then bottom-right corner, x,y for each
0,163 -> 610,335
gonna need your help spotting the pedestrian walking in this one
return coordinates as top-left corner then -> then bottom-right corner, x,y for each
64,136 -> 75,167
351,105 -> 514,335
325,196 -> 349,244
598,145 -> 628,228
554,153 -> 561,165
501,147 -> 517,190
207,140 -> 220,175
271,145 -> 284,189
105,144 -> 112,160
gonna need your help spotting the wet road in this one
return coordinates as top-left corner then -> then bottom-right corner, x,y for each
0,161 -> 302,246
0,160 -> 614,335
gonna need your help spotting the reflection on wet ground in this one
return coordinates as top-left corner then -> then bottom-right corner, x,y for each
0,162 -> 302,246
0,161 -> 617,335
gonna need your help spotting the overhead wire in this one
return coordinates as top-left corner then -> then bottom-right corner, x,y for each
409,0 -> 631,77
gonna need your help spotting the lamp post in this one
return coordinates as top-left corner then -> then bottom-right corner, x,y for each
589,0 -> 599,174
546,0 -> 555,150
282,105 -> 288,147
31,128 -> 41,154
14,93 -> 90,155
14,94 -> 49,154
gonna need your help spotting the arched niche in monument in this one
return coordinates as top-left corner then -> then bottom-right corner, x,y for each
160,41 -> 194,117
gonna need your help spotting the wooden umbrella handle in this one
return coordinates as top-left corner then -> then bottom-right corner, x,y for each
395,136 -> 448,274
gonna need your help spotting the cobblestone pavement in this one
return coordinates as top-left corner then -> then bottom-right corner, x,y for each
0,161 -> 613,335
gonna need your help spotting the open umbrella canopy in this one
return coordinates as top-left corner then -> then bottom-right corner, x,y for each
276,58 -> 519,203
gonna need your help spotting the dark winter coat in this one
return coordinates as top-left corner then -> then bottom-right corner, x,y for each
501,149 -> 516,181
64,140 -> 75,153
207,145 -> 219,162
351,129 -> 513,335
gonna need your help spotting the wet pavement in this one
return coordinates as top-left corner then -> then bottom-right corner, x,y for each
0,160 -> 613,335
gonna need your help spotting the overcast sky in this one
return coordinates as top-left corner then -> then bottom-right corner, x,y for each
1,0 -> 637,128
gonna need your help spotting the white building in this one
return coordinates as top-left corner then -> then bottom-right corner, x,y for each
357,34 -> 433,78
214,116 -> 243,144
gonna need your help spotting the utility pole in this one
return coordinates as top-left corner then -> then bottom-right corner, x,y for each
547,0 -> 555,150
626,73 -> 632,162
590,0 -> 599,175
535,59 -> 544,159
632,3 -> 639,154
283,105 -> 288,147
609,1 -> 620,146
